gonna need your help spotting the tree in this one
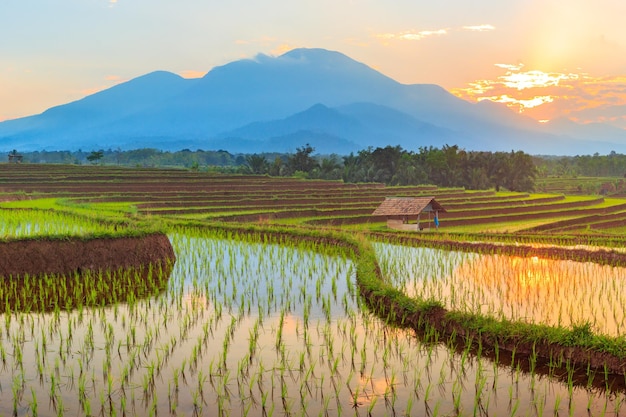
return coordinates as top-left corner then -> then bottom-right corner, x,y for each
369,145 -> 403,184
502,151 -> 536,192
286,144 -> 318,176
342,148 -> 376,183
244,154 -> 269,175
86,150 -> 104,164
391,153 -> 427,185
268,157 -> 284,176
313,156 -> 342,180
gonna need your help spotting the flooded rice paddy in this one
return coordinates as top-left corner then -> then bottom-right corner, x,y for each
376,243 -> 626,337
0,230 -> 624,416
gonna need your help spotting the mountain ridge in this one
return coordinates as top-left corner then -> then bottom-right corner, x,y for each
1,47 -> 625,155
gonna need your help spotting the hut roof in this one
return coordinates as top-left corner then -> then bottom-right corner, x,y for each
372,197 -> 446,216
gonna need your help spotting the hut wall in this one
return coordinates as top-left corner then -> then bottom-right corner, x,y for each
386,219 -> 419,231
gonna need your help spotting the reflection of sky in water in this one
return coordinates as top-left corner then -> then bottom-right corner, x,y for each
170,234 -> 356,320
376,242 -> 626,336
0,235 -> 622,416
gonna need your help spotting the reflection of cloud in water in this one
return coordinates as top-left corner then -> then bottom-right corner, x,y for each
350,373 -> 392,406
450,253 -> 626,335
377,243 -> 626,337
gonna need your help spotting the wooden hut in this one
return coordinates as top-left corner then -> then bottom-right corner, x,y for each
372,197 -> 446,231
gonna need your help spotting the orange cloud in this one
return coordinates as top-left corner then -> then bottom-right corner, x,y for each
78,75 -> 126,97
271,44 -> 297,56
495,63 -> 524,71
478,94 -> 554,111
452,64 -> 626,126
500,70 -> 579,90
178,70 -> 205,79
80,86 -> 107,96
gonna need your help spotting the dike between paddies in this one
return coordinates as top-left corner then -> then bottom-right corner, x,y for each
0,232 -> 175,278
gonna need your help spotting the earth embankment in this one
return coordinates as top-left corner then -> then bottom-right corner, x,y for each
0,233 -> 175,277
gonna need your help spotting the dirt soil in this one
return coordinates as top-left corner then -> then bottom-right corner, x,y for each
0,233 -> 175,277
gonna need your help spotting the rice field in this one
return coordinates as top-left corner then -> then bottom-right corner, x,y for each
376,243 -> 626,337
2,165 -> 626,416
0,227 -> 623,416
0,208 -> 120,239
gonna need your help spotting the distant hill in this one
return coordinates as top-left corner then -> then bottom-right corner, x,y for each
1,47 -> 625,155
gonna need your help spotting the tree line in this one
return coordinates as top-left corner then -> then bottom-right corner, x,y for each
12,144 -> 540,192
243,144 -> 537,192
534,151 -> 626,178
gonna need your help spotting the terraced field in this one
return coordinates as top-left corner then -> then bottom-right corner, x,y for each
3,164 -> 626,235
3,163 -> 626,416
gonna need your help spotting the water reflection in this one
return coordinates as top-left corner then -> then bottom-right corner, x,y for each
377,243 -> 626,336
0,262 -> 172,313
0,235 -> 622,416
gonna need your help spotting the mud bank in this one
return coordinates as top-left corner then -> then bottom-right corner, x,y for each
0,233 -> 175,277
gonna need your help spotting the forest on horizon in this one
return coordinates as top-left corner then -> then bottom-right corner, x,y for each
8,145 -> 626,193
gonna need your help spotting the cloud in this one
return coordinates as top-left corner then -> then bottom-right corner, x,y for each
452,64 -> 626,125
478,94 -> 554,110
375,23 -> 494,44
178,70 -> 205,79
271,44 -> 297,56
80,86 -> 107,96
233,38 -> 300,58
462,24 -> 495,32
495,63 -> 524,71
500,70 -> 579,90
79,75 -> 126,97
376,29 -> 448,42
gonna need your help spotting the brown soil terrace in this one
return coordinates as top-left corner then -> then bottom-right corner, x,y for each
0,233 -> 175,278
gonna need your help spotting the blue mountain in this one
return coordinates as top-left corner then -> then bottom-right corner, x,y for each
0,48 -> 624,154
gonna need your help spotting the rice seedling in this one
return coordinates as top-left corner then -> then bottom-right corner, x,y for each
0,220 -> 622,416
0,208 -> 120,239
375,242 -> 626,337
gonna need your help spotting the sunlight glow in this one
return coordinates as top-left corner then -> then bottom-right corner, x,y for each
478,94 -> 554,110
463,24 -> 496,32
495,63 -> 524,71
501,70 -> 579,90
452,63 -> 626,124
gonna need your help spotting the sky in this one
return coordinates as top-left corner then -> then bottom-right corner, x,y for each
2,0 -> 626,129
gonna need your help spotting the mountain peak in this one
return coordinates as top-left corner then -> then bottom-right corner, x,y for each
278,48 -> 371,73
280,47 -> 350,61
2,48 -> 624,154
